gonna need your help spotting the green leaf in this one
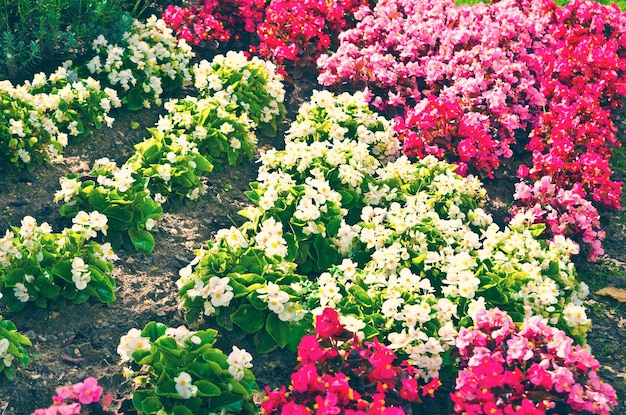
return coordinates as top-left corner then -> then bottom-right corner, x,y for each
193,154 -> 214,173
348,285 -> 373,307
36,278 -> 61,299
172,406 -> 194,415
135,393 -> 162,413
253,329 -> 277,354
127,88 -> 145,111
89,279 -> 116,303
103,205 -> 134,224
195,380 -> 221,397
313,235 -> 338,271
142,321 -> 167,342
265,313 -> 292,349
5,268 -> 25,285
231,305 -> 265,333
128,227 -> 155,254
88,189 -> 108,212
51,260 -> 72,283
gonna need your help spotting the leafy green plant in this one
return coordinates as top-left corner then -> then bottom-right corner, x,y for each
126,128 -> 214,205
23,64 -> 122,142
118,322 -> 258,415
177,233 -> 311,353
56,158 -> 163,254
0,316 -> 31,381
0,88 -> 60,170
0,215 -> 117,311
0,0 -> 133,82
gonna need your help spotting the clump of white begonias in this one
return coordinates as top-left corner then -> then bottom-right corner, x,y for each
0,214 -> 117,311
0,84 -> 62,169
193,51 -> 286,135
158,95 -> 258,166
85,16 -> 194,110
56,157 -> 163,254
118,322 -> 258,414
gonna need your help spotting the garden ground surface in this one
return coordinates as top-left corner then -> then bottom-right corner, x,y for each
0,76 -> 625,414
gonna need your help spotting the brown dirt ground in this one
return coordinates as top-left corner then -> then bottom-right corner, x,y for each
0,77 -> 624,415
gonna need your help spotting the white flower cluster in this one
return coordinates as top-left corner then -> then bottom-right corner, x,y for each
254,217 -> 288,258
286,90 -> 399,162
0,339 -> 14,368
117,328 -> 151,362
86,16 -> 194,108
193,51 -> 285,125
160,96 -> 258,157
181,274 -> 234,317
226,345 -> 253,381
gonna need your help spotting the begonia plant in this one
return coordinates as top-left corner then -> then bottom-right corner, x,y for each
0,214 -> 117,311
118,322 -> 258,415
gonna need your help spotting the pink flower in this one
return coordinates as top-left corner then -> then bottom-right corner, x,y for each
72,377 -> 103,405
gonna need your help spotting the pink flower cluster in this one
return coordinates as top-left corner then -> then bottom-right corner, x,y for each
30,377 -> 116,415
163,0 -> 366,71
512,177 -> 605,260
513,0 -> 626,258
452,308 -> 618,415
318,0 -> 626,256
255,0 -> 367,70
162,0 -> 265,47
261,308 -> 441,415
318,0 -> 555,177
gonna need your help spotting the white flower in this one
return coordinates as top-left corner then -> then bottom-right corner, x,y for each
157,163 -> 172,181
562,303 -> 590,328
117,328 -> 151,362
145,218 -> 157,231
72,270 -> 91,290
3,354 -> 14,367
174,372 -> 198,399
13,283 -> 29,302
227,346 -> 252,381
0,338 -> 9,357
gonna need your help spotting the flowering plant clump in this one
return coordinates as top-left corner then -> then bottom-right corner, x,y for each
83,16 -> 194,110
193,51 -> 286,136
162,0 -> 266,48
157,96 -> 257,167
511,177 -> 606,261
452,307 -> 618,415
125,128 -> 214,205
512,0 -> 626,258
318,0 -> 554,177
344,156 -> 590,341
0,214 -> 117,311
177,234 -> 311,353
23,63 -> 122,142
262,307 -> 441,415
254,0 -> 367,71
56,157 -> 163,254
244,90 -> 398,273
0,86 -> 60,169
31,377 -> 117,415
0,316 -> 31,381
118,322 -> 258,415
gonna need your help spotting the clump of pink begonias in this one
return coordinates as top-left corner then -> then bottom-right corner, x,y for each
30,377 -> 117,415
452,308 -> 618,415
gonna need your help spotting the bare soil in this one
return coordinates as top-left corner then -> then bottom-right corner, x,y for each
0,77 -> 624,415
